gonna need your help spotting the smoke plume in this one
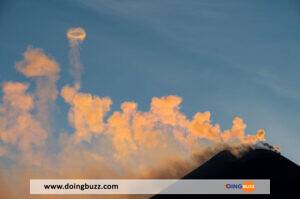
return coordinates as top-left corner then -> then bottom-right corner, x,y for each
0,82 -> 47,164
15,47 -> 60,133
66,27 -> 86,89
0,28 -> 269,198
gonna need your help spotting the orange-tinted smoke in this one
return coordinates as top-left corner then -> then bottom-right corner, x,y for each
15,47 -> 60,133
0,28 -> 269,198
61,91 -> 266,160
61,85 -> 112,142
66,27 -> 86,89
0,82 -> 47,165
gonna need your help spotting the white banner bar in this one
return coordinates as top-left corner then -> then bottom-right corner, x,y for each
30,179 -> 270,195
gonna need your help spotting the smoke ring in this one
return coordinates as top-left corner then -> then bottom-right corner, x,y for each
67,27 -> 86,42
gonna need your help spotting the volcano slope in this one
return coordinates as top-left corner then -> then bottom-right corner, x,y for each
152,148 -> 300,199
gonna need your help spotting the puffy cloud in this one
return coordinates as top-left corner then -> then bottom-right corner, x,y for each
108,109 -> 138,159
222,117 -> 266,144
15,47 -> 60,132
150,95 -> 187,126
61,86 -> 112,142
1,82 -> 33,112
59,94 -> 267,163
16,47 -> 59,78
188,111 -> 221,141
0,82 -> 47,163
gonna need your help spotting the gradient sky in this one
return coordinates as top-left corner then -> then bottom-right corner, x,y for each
0,0 -> 299,163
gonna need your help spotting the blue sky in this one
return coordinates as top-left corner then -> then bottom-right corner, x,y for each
0,0 -> 300,163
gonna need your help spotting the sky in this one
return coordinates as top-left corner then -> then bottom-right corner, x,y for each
0,0 -> 299,165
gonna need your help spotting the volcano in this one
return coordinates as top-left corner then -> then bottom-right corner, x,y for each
152,148 -> 300,199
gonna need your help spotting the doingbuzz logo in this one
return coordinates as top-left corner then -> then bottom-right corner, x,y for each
225,181 -> 256,193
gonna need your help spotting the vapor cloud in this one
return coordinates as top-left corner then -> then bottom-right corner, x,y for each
16,47 -> 60,133
0,28 -> 268,198
0,82 -> 47,165
61,85 -> 112,142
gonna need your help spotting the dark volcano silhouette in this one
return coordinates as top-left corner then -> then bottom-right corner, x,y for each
152,148 -> 300,199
